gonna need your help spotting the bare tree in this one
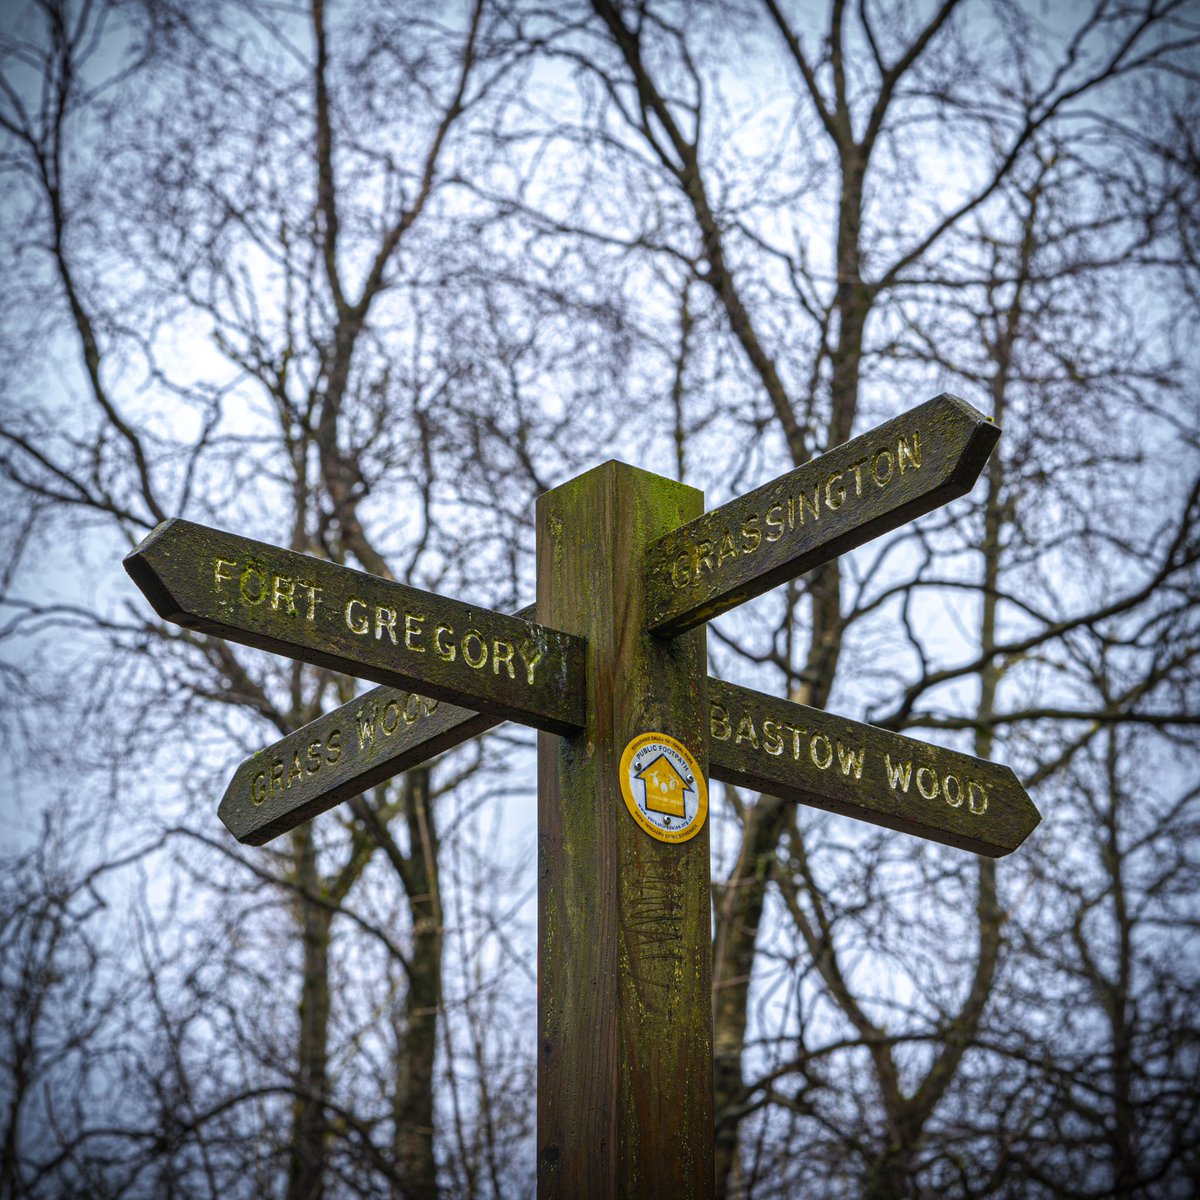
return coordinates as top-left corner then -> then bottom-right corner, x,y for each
0,2 -> 560,1196
1,1 -> 1198,1197
505,1 -> 1200,1194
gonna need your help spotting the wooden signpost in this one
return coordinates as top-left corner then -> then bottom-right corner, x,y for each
125,393 -> 1039,1199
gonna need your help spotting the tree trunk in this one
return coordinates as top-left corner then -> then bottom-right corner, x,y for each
289,825 -> 334,1200
392,767 -> 442,1200
711,794 -> 790,1200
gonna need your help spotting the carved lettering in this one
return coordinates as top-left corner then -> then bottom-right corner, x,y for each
197,542 -> 567,703
662,432 -> 926,590
299,581 -> 322,620
782,722 -> 805,760
762,719 -> 784,756
943,773 -> 964,808
305,741 -> 322,775
740,514 -> 761,553
241,564 -> 268,605
346,597 -> 369,635
884,756 -> 991,817
356,705 -> 376,750
710,703 -> 732,741
810,734 -> 833,771
847,458 -> 867,496
764,504 -> 785,542
374,605 -> 398,644
492,639 -> 515,679
273,574 -> 297,616
404,612 -> 426,652
518,642 -> 545,685
797,487 -> 820,525
735,714 -> 759,749
214,555 -> 321,620
898,431 -> 921,473
433,625 -> 456,662
245,729 -> 349,815
836,740 -> 864,779
461,630 -> 488,669
968,781 -> 988,815
672,552 -> 691,588
350,693 -> 436,747
826,473 -> 845,510
701,693 -> 1003,833
325,730 -> 342,763
885,756 -> 912,793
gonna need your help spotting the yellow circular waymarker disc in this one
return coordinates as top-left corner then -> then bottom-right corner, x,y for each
619,732 -> 708,844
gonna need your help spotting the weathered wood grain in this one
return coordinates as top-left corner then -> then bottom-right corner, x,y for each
536,462 -> 714,1199
219,689 -> 495,845
123,520 -> 585,735
223,662 -> 1039,855
645,394 -> 1000,637
709,679 -> 1039,857
220,606 -> 536,845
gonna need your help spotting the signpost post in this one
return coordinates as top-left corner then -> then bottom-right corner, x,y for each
125,393 -> 1039,1199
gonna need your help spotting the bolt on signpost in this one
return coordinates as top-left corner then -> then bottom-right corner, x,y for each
125,393 -> 1040,1198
